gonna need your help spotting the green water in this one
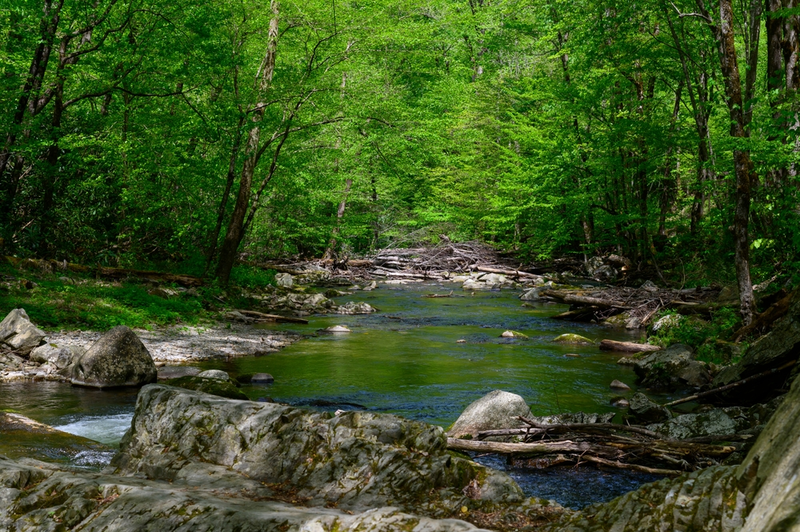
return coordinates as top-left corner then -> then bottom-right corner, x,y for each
202,283 -> 645,426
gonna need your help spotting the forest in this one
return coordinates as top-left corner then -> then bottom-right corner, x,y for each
2,0 -> 800,323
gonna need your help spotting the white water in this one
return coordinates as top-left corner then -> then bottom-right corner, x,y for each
53,413 -> 134,445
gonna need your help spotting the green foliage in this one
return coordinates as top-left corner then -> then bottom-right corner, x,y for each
229,266 -> 276,289
649,308 -> 743,365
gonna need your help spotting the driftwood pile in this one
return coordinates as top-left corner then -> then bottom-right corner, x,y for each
447,416 -> 745,477
541,285 -> 722,326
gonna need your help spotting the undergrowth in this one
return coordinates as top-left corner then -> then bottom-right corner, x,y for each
0,260 -> 275,330
648,307 -> 744,365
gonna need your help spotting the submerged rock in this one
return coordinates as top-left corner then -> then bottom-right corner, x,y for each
448,390 -> 533,439
67,326 -> 157,388
197,369 -> 230,381
110,385 -> 556,524
336,301 -> 377,314
0,308 -> 46,356
164,375 -> 249,400
553,333 -> 594,345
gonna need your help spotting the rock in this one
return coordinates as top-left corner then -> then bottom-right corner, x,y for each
649,313 -> 683,334
712,292 -> 800,403
632,344 -> 712,391
275,272 -> 294,288
0,456 -> 499,532
456,339 -> 467,343
500,330 -> 528,339
324,289 -> 351,298
564,353 -> 580,358
250,372 -> 274,384
520,288 -> 541,301
363,281 -> 378,291
526,412 -> 616,425
324,325 -> 351,333
602,311 -> 642,329
639,280 -> 659,292
336,301 -> 377,314
164,376 -> 249,400
448,390 -> 533,438
109,385 -> 555,522
478,273 -> 509,289
148,287 -> 179,299
553,333 -> 594,345
67,326 -> 158,388
0,308 -> 46,356
197,369 -> 230,381
29,343 -> 83,370
609,379 -> 631,390
611,397 -> 629,408
0,352 -> 25,371
627,392 -> 671,423
543,365 -> 800,532
157,366 -> 201,380
462,278 -> 485,290
585,257 -> 618,282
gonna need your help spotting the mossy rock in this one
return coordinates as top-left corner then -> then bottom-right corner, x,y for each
164,376 -> 249,400
553,333 -> 594,345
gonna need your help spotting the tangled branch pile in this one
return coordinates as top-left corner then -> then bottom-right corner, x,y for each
447,417 -> 746,476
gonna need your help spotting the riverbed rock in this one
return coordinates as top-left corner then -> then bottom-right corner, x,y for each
610,379 -> 631,390
324,325 -> 351,333
275,272 -> 294,288
197,369 -> 230,381
553,333 -> 594,345
0,308 -> 46,356
520,287 -> 541,301
110,384 -> 557,524
336,301 -> 377,314
67,326 -> 158,388
29,343 -> 84,370
501,330 -> 528,339
632,343 -> 712,391
627,392 -> 671,423
527,412 -> 616,425
157,366 -> 201,380
448,390 -> 533,438
0,456 -> 498,532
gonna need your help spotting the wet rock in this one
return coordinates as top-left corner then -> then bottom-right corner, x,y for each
336,301 -> 377,314
602,311 -> 642,329
553,333 -> 594,345
0,308 -> 46,356
324,289 -> 351,297
520,288 -> 541,301
501,330 -> 528,339
29,343 -> 84,370
275,272 -> 294,288
110,385 -> 555,522
324,325 -> 351,333
0,352 -> 25,371
609,379 -> 631,390
448,390 -> 533,438
163,376 -> 249,400
456,339 -> 467,344
250,372 -> 274,384
197,369 -> 230,381
633,344 -> 712,391
627,393 -> 671,424
67,326 -> 157,388
611,397 -> 629,408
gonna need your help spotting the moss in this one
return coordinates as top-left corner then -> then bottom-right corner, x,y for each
164,376 -> 249,400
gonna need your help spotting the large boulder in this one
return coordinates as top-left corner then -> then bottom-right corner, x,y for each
0,308 -> 45,356
632,344 -> 712,391
29,343 -> 84,371
0,456 -> 498,532
67,326 -> 157,388
627,392 -> 672,424
448,390 -> 533,439
110,385 -> 556,524
712,291 -> 800,404
543,366 -> 800,531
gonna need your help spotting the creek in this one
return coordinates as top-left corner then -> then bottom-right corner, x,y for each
0,282 -> 664,508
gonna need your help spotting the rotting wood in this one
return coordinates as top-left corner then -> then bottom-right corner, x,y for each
447,438 -> 599,455
578,455 -> 681,476
599,340 -> 661,353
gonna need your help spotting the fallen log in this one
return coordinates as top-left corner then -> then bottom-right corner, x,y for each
234,309 -> 309,324
731,288 -> 798,342
96,267 -> 204,287
423,291 -> 454,298
578,455 -> 681,476
541,290 -> 630,309
474,265 -> 540,278
599,340 -> 661,353
446,438 -> 600,455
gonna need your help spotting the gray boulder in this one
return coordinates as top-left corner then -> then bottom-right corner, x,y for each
197,369 -> 230,381
29,343 -> 84,371
110,385 -> 556,522
448,390 -> 533,438
520,287 -> 541,301
68,326 -> 157,388
633,344 -> 712,391
627,392 -> 671,424
0,308 -> 46,356
275,272 -> 294,288
646,398 -> 783,441
336,301 -> 377,314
